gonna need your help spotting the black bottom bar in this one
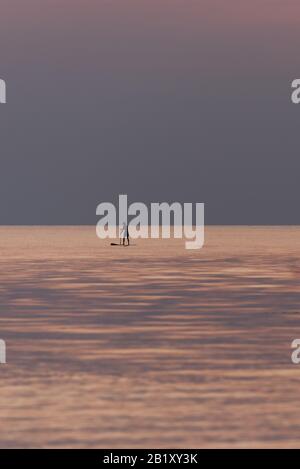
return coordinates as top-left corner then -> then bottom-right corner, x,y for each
0,449 -> 297,465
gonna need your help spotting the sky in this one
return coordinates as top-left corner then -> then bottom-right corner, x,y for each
1,0 -> 300,224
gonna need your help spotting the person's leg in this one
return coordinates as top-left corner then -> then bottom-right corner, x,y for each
127,235 -> 130,246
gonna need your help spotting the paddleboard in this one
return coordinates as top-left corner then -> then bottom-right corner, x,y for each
110,243 -> 130,246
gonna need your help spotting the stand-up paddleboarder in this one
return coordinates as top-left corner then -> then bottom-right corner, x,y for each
120,222 -> 130,246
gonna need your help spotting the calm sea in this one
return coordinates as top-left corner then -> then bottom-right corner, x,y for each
0,226 -> 299,448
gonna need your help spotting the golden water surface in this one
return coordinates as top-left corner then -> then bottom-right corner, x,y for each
0,226 -> 300,448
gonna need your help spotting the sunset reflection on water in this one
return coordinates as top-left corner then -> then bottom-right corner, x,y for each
0,226 -> 300,448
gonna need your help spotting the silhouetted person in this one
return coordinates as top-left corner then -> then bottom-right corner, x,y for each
120,222 -> 130,246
